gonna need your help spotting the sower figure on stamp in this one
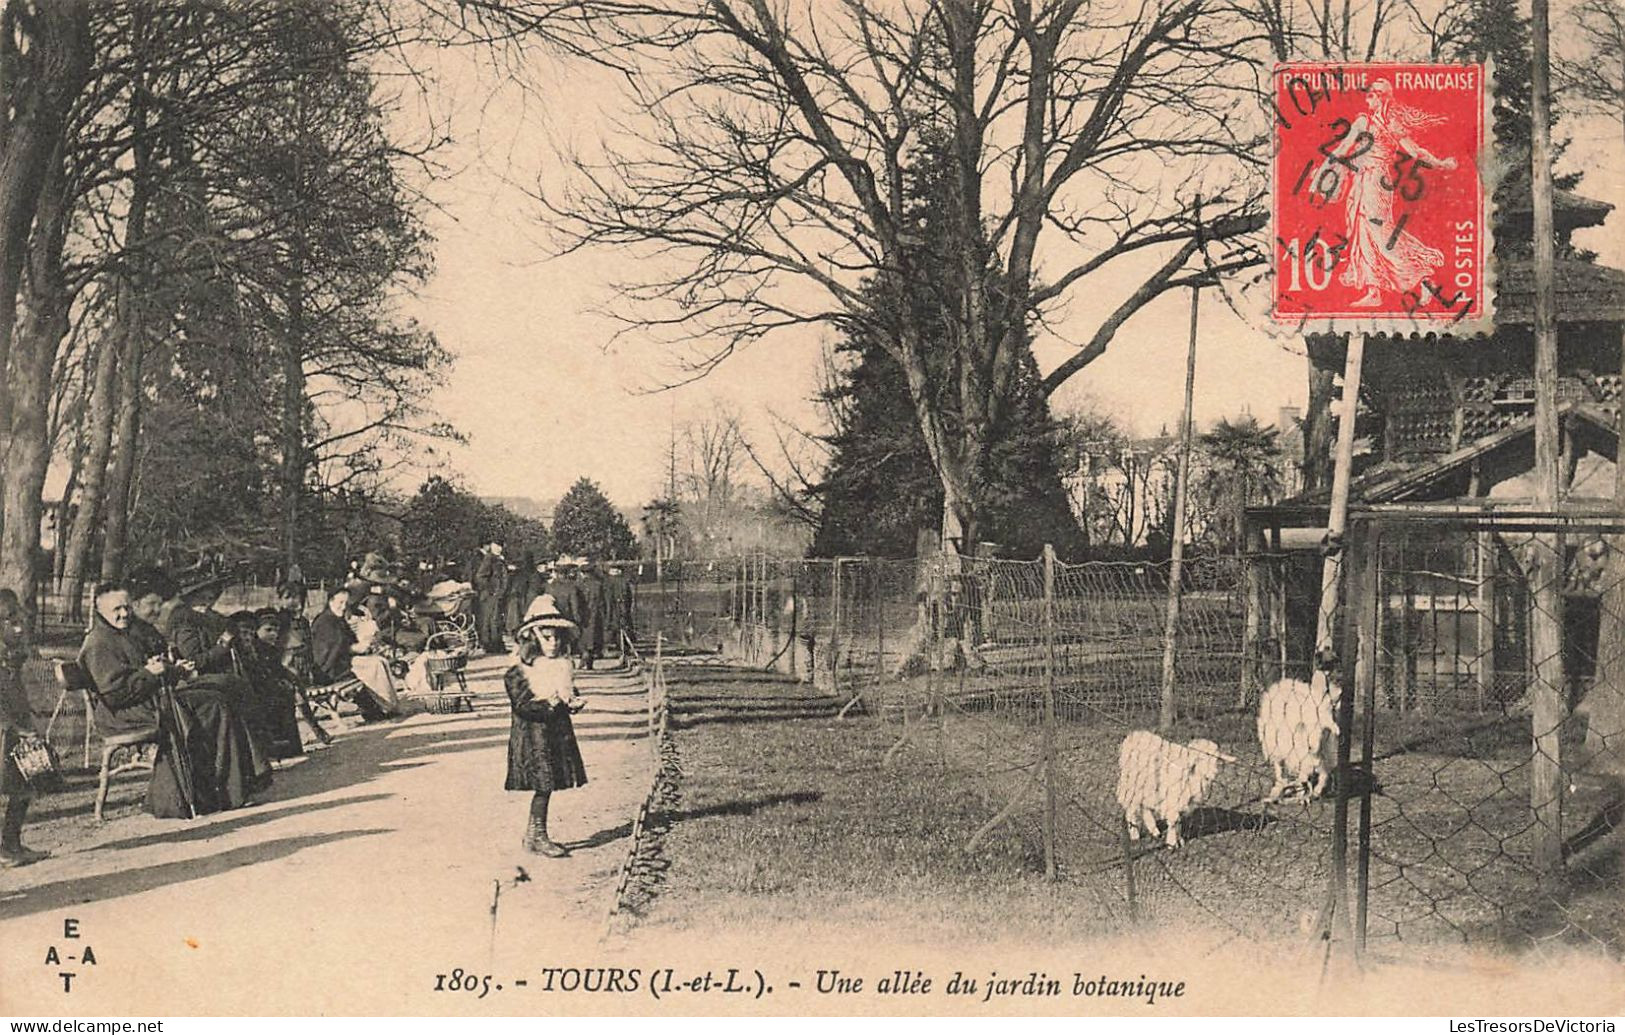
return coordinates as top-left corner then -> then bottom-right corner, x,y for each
505,595 -> 588,857
1314,78 -> 1458,308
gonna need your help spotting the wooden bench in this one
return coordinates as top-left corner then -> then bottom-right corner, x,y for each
307,675 -> 367,722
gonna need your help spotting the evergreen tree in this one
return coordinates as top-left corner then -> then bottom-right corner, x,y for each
811,339 -> 942,558
553,478 -> 638,560
1196,416 -> 1285,553
1457,0 -> 1589,258
401,476 -> 551,571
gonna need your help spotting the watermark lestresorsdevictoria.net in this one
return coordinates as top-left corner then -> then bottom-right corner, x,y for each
1449,1022 -> 1616,1033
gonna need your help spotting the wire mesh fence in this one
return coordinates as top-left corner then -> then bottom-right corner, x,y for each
1351,513 -> 1625,957
634,533 -> 1623,959
631,551 -> 1352,949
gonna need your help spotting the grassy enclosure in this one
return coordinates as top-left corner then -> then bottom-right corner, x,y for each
634,662 -> 1623,960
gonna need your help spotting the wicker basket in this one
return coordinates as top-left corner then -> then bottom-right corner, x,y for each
10,734 -> 64,792
423,650 -> 466,676
426,693 -> 474,715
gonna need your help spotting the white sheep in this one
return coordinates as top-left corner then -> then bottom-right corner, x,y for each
1116,730 -> 1235,849
1256,672 -> 1340,802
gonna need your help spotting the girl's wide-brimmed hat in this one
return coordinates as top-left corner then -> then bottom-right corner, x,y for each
515,594 -> 578,640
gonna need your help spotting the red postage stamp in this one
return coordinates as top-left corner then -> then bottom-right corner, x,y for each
1271,63 -> 1490,329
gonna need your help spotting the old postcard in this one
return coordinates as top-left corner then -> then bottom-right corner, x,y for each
1,0 -> 1622,1019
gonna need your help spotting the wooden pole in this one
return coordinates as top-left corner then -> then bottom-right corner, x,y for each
873,561 -> 885,707
1241,532 -> 1263,709
1328,518 -> 1364,959
1529,0 -> 1567,874
1354,519 -> 1380,953
1159,284 -> 1201,730
831,557 -> 844,694
1316,333 -> 1366,663
1595,332 -> 1625,760
1042,543 -> 1058,881
1476,530 -> 1495,712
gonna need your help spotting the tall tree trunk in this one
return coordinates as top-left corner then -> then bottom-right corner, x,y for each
61,332 -> 118,616
98,331 -> 144,582
100,9 -> 153,584
0,2 -> 90,422
281,47 -> 311,577
54,447 -> 78,584
0,138 -> 76,625
280,280 -> 305,573
1303,345 -> 1338,493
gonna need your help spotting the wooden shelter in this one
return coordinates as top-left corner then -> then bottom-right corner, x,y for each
1245,191 -> 1625,717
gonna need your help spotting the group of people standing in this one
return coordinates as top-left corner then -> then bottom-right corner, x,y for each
471,544 -> 635,668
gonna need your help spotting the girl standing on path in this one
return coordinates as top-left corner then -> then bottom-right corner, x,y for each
505,595 -> 588,857
0,589 -> 48,867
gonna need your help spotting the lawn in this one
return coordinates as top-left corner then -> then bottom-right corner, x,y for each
630,662 -> 1623,963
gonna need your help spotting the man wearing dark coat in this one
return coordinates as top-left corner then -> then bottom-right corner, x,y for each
575,563 -> 607,670
472,542 -> 509,653
79,585 -> 268,817
536,562 -> 587,665
602,566 -> 624,650
539,563 -> 585,623
504,551 -> 534,636
604,565 -> 634,653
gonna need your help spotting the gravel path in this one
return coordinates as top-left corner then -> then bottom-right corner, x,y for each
0,655 -> 653,1015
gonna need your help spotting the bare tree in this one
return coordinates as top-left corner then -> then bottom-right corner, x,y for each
679,403 -> 748,542
495,0 -> 1266,548
1559,0 -> 1625,140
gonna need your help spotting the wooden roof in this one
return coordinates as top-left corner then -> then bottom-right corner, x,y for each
1499,187 -> 1614,231
1271,402 -> 1619,511
1492,259 -> 1625,325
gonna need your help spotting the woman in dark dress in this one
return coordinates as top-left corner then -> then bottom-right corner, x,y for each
504,595 -> 587,857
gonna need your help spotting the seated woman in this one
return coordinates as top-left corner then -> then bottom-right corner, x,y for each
268,591 -> 333,748
79,584 -> 270,818
159,578 -> 236,676
222,610 -> 304,760
309,587 -> 398,721
131,570 -> 271,776
276,583 -> 314,683
363,587 -> 428,655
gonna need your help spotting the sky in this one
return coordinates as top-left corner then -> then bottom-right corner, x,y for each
396,22 -> 1625,515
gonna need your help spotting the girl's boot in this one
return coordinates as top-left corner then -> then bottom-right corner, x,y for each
0,795 -> 47,867
523,792 -> 567,857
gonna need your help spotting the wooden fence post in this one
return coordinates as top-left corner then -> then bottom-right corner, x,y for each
874,561 -> 885,715
1042,543 -> 1058,881
831,557 -> 844,694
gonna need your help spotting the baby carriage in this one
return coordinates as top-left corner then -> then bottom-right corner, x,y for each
418,630 -> 474,714
414,581 -> 478,643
